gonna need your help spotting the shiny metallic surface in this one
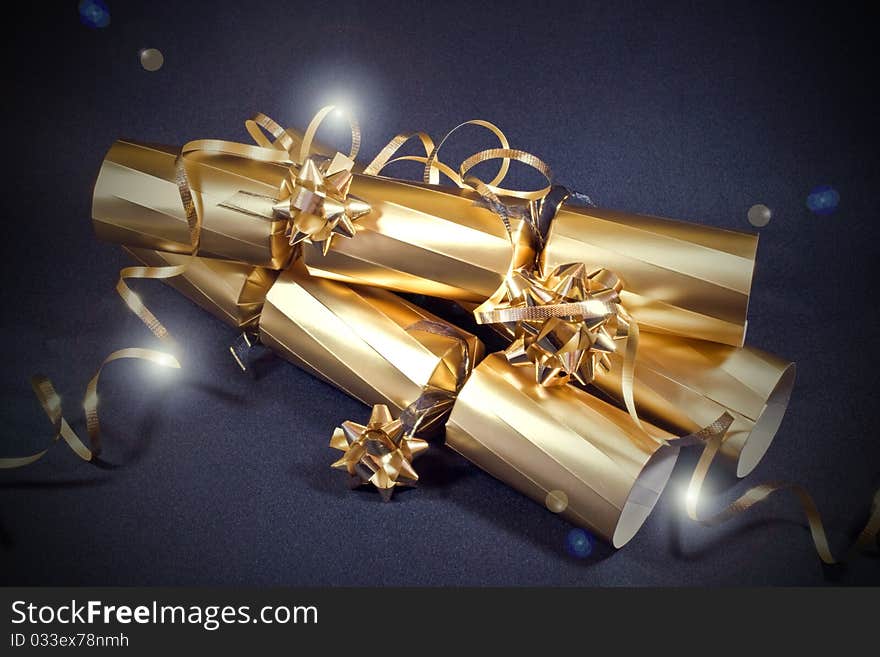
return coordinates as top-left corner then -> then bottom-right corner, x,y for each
446,353 -> 679,547
123,247 -> 277,330
259,262 -> 482,414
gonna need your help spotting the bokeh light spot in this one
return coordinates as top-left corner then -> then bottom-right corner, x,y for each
565,528 -> 593,558
140,48 -> 164,72
747,204 -> 772,227
545,490 -> 569,513
806,185 -> 839,216
78,0 -> 110,29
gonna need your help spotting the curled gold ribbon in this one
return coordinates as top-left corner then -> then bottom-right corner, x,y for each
363,132 -> 442,183
418,121 -> 553,239
422,119 -> 512,188
0,349 -> 180,469
182,106 -> 370,256
298,105 -> 361,165
684,418 -> 880,564
116,264 -> 187,343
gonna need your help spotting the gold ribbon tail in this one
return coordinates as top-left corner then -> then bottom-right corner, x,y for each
0,349 -> 180,469
116,264 -> 186,343
685,429 -> 880,564
619,315 -> 879,563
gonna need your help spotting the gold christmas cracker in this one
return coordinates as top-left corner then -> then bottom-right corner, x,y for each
445,352 -> 678,547
92,118 -> 757,346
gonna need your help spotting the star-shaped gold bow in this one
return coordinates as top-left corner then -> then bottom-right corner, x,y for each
273,152 -> 371,255
330,404 -> 429,501
475,262 -> 629,387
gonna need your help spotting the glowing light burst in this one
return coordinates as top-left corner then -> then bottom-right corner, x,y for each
685,486 -> 700,511
565,528 -> 593,558
154,352 -> 180,370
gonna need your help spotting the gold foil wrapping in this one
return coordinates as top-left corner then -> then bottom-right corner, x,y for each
300,176 -> 535,302
541,205 -> 758,347
123,247 -> 278,330
93,141 -> 193,254
93,140 -> 293,268
445,353 -> 678,547
93,138 -> 756,347
594,332 -> 795,477
259,263 -> 483,413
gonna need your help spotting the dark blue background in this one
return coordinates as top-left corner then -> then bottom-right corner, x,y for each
1,1 -> 877,585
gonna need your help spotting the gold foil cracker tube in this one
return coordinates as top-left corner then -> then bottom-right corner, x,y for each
259,262 -> 483,414
445,352 -> 679,547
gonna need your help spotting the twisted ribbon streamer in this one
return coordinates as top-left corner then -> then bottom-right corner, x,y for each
116,264 -> 187,343
422,122 -> 553,238
1,349 -> 180,469
683,413 -> 880,563
363,132 -> 444,183
2,135 -> 196,469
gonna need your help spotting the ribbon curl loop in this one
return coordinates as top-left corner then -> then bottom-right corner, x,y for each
684,418 -> 880,564
1,349 -> 180,469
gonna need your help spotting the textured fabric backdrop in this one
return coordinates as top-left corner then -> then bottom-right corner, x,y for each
1,0 -> 878,585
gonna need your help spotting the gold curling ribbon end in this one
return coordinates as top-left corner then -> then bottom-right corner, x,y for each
0,349 -> 180,469
684,424 -> 880,565
2,135 -> 192,470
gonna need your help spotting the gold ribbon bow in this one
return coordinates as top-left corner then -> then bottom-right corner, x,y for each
475,263 -> 629,387
180,107 -> 373,257
251,108 -> 371,254
274,151 -> 371,255
330,404 -> 429,501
